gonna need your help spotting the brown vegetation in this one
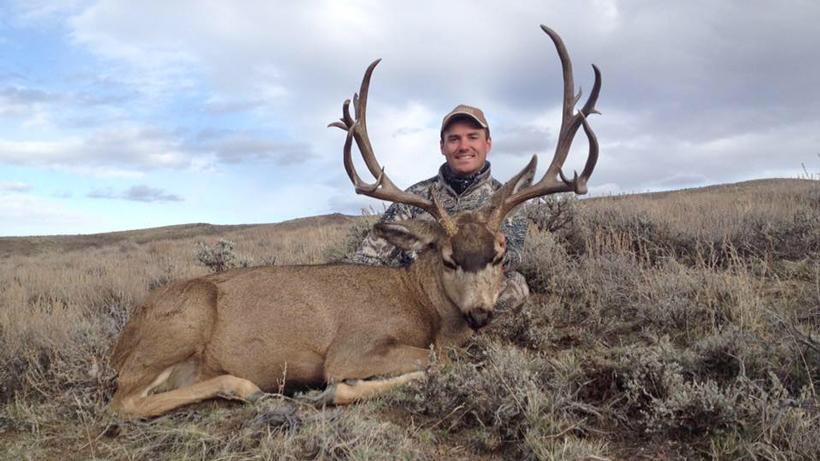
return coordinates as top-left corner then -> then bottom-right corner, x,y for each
1,179 -> 817,460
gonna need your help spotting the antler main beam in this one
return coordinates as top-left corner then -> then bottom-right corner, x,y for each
491,25 -> 601,223
330,60 -> 452,226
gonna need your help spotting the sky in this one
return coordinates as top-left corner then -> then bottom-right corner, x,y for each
1,0 -> 818,236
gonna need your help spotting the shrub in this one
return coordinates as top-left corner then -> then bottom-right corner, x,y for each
194,239 -> 252,272
2,179 -> 817,459
322,215 -> 379,263
389,339 -> 606,459
486,296 -> 555,351
524,193 -> 578,234
517,229 -> 574,294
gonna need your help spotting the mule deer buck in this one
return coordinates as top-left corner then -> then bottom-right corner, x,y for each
109,25 -> 601,418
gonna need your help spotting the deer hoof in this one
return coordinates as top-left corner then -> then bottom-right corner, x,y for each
246,390 -> 268,403
298,385 -> 337,407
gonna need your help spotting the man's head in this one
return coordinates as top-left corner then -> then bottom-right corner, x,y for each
440,104 -> 492,176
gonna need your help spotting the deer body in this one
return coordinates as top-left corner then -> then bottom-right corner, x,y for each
111,229 -> 483,418
116,259 -> 473,386
110,25 -> 601,418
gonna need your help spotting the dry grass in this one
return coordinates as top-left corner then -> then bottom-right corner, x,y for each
1,179 -> 818,460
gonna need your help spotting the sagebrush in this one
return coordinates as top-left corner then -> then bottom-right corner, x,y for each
0,179 -> 817,460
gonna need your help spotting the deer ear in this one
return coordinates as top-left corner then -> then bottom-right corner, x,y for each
492,232 -> 506,265
374,221 -> 444,252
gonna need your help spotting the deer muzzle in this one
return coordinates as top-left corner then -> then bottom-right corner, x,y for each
465,308 -> 493,330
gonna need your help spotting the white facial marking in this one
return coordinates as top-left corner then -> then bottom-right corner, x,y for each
441,263 -> 503,314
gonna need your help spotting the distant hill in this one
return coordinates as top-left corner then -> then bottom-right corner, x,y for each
1,179 -> 815,259
0,213 -> 356,258
585,178 -> 816,202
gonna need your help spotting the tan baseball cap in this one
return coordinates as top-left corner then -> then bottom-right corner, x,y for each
440,104 -> 489,136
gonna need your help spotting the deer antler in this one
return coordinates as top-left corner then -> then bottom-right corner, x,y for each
487,25 -> 601,229
330,59 -> 456,233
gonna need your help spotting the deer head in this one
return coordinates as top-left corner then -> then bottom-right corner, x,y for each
330,25 -> 601,329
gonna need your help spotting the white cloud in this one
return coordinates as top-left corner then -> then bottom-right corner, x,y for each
30,3 -> 820,181
0,191 -> 105,236
0,180 -> 32,192
202,134 -> 314,165
2,0 -> 820,235
88,184 -> 183,202
0,125 -> 193,170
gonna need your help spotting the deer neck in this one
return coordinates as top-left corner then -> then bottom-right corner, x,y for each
403,252 -> 473,345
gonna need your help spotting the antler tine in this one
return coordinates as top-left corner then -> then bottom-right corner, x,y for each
573,113 -> 599,194
332,59 -> 447,222
349,59 -> 385,181
581,64 -> 602,115
327,99 -> 354,130
343,98 -> 354,127
491,25 -> 601,223
342,126 -> 380,193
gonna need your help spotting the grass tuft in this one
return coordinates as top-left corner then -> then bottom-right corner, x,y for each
1,179 -> 818,459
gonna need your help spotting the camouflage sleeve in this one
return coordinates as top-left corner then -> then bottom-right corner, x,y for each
500,205 -> 528,271
349,201 -> 419,267
349,179 -> 437,267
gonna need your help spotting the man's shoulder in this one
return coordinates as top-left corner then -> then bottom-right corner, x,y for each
466,173 -> 502,196
379,175 -> 439,222
405,175 -> 441,195
472,165 -> 502,191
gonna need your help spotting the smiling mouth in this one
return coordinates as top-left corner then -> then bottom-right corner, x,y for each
454,153 -> 476,160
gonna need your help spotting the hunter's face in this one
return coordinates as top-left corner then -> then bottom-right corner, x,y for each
440,120 -> 491,176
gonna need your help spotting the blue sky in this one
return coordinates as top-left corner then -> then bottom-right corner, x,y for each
1,1 -> 819,236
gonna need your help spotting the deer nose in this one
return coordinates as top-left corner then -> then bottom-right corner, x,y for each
465,309 -> 493,330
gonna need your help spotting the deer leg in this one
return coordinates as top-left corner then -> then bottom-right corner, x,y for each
310,343 -> 431,406
310,371 -> 426,406
112,374 -> 262,419
324,342 -> 430,383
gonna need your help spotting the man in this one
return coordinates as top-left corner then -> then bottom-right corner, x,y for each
351,104 -> 530,313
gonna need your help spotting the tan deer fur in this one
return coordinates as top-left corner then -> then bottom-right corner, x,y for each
110,213 -> 515,418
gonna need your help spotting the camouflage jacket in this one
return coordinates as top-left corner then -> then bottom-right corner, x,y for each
351,162 -> 528,270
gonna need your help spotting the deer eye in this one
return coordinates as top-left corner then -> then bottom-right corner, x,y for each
442,258 -> 457,270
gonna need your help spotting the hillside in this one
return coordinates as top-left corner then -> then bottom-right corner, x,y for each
2,178 -> 812,258
0,213 -> 356,259
0,178 -> 817,460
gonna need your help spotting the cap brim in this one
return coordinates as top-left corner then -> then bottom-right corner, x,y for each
442,112 -> 488,129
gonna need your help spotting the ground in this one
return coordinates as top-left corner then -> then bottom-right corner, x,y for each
1,179 -> 817,460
